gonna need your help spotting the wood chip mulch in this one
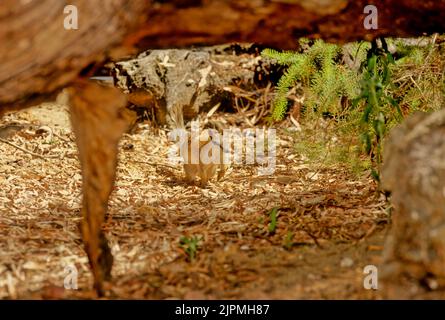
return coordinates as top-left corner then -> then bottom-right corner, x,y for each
0,104 -> 391,299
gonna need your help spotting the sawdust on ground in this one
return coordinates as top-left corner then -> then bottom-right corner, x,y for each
0,102 -> 442,299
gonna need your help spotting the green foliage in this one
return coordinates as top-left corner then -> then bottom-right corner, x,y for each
179,235 -> 201,262
352,39 -> 400,180
268,207 -> 278,234
393,39 -> 427,65
390,37 -> 445,113
292,127 -> 371,177
265,35 -> 445,177
283,231 -> 293,250
262,46 -> 311,120
262,39 -> 362,121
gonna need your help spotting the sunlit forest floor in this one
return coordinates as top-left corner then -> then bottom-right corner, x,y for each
0,102 -> 443,299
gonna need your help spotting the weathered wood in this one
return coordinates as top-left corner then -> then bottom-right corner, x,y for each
68,81 -> 129,295
126,0 -> 445,49
113,45 -> 272,127
0,0 -> 148,110
381,109 -> 445,291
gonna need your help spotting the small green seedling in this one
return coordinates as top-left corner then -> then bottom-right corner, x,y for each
179,236 -> 201,262
268,207 -> 278,234
283,231 -> 294,250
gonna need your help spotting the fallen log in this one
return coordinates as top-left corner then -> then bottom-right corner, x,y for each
113,44 -> 274,128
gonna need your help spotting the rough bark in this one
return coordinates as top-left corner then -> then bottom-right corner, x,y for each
113,44 -> 272,127
0,0 -> 148,111
381,109 -> 445,290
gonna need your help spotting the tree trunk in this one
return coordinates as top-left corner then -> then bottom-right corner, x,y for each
381,109 -> 445,292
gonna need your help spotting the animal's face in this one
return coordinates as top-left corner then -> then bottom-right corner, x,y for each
182,129 -> 225,186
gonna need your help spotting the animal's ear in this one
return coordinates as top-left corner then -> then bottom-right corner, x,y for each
199,129 -> 211,141
207,128 -> 220,138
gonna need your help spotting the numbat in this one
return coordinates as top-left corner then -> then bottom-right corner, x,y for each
182,130 -> 226,186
